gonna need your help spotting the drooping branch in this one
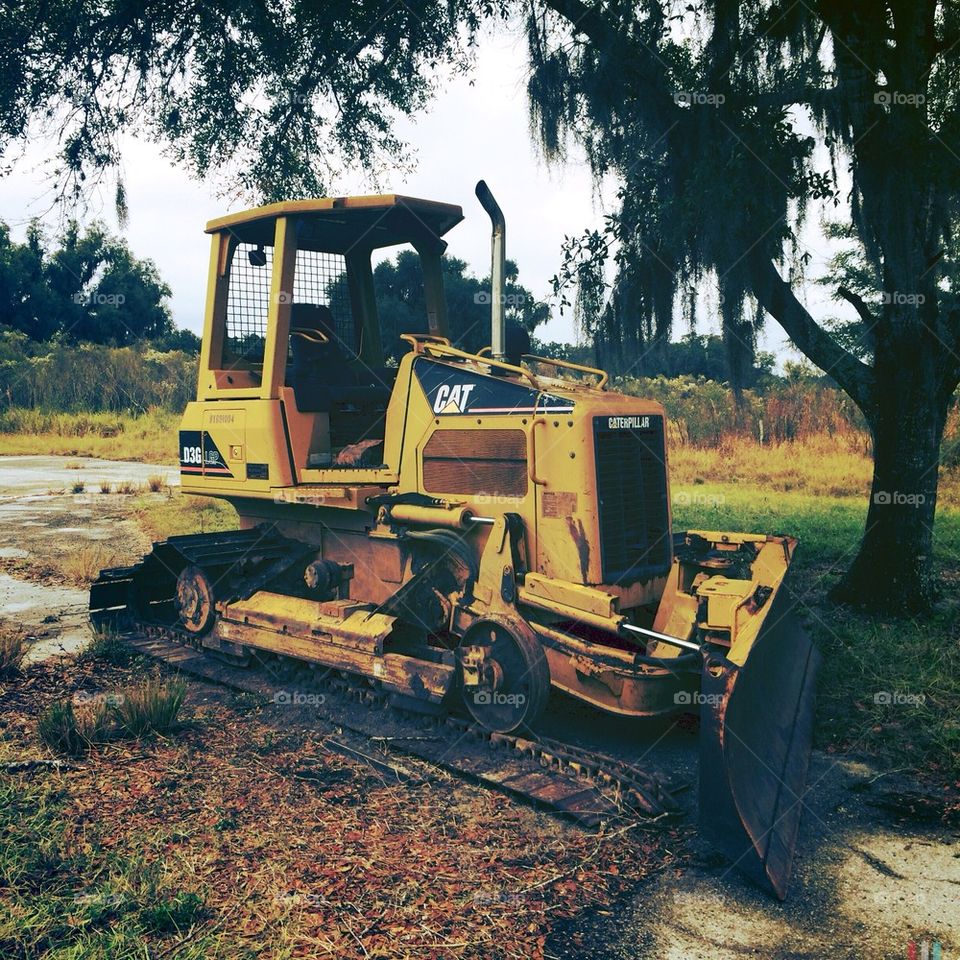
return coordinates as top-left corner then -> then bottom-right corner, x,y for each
540,0 -> 679,130
748,252 -> 876,416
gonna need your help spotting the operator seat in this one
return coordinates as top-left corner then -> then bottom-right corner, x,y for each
288,303 -> 352,412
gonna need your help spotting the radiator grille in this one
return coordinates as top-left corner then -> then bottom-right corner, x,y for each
593,416 -> 671,583
422,429 -> 527,498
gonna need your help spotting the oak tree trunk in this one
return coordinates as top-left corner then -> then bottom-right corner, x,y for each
830,335 -> 949,613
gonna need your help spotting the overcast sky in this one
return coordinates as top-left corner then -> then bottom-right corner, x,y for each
0,28 -> 849,364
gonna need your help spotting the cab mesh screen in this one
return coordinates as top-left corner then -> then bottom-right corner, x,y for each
293,249 -> 355,354
224,245 -> 355,364
225,243 -> 272,364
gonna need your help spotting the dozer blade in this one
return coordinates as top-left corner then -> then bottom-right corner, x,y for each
697,582 -> 820,900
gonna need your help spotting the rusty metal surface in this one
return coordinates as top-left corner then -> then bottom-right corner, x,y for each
698,583 -> 820,900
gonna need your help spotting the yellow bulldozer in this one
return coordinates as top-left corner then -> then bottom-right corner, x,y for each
91,183 -> 819,899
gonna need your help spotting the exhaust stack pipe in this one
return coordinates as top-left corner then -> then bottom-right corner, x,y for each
475,180 -> 506,361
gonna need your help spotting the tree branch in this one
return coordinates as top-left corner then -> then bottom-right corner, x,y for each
748,253 -> 875,415
836,285 -> 877,327
541,0 -> 678,128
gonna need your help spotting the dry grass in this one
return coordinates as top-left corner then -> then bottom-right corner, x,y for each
64,460 -> 84,470
98,479 -> 112,494
669,435 -> 960,508
59,544 -> 122,585
0,408 -> 179,464
116,479 -> 141,495
0,627 -> 26,678
146,473 -> 167,493
70,479 -> 85,494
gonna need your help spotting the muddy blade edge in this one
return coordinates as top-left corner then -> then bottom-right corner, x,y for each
698,583 -> 821,900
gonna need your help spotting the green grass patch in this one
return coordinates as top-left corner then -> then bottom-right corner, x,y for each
673,483 -> 960,778
37,699 -> 113,756
82,627 -> 138,667
38,679 -> 188,755
0,774 -> 214,959
132,491 -> 238,542
112,678 -> 187,738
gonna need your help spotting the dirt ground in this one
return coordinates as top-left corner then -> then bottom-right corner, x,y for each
1,455 -> 956,959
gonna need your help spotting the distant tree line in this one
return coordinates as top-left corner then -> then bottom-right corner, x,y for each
367,250 -> 550,359
533,332 -> 777,387
0,220 -> 198,350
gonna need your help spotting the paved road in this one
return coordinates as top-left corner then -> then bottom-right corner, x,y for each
0,455 -> 178,660
0,454 -> 178,498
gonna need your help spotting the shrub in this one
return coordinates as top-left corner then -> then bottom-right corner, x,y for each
146,473 -> 166,493
0,628 -> 26,678
83,627 -> 135,666
99,479 -> 112,493
70,480 -> 85,494
0,335 -> 198,414
141,891 -> 205,933
60,545 -> 118,584
112,679 -> 187,737
38,700 -> 112,756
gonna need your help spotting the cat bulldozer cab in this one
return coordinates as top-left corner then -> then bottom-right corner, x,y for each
92,183 -> 819,900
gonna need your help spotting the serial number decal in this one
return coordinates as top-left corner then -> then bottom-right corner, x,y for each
607,416 -> 651,430
542,491 -> 578,518
207,412 -> 237,424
